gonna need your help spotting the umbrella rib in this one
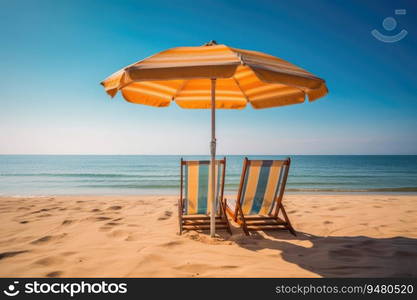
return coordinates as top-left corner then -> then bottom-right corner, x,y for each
232,76 -> 250,103
171,80 -> 188,101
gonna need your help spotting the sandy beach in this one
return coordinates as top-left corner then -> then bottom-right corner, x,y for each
0,194 -> 416,278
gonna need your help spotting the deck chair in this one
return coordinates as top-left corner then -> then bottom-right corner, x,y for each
178,158 -> 232,235
225,157 -> 296,236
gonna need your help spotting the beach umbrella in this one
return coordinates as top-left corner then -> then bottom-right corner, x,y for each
100,41 -> 328,237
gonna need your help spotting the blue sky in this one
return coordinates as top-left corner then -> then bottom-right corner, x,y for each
0,0 -> 416,155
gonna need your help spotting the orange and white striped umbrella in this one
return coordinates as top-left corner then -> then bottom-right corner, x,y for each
100,41 -> 328,237
101,41 -> 327,109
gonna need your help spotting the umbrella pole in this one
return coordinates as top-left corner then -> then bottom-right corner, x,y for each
210,78 -> 216,237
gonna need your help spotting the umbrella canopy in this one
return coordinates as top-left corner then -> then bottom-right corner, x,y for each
101,41 -> 328,237
101,41 -> 327,109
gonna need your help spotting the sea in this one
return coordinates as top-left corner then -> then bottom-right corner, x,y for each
0,155 -> 416,196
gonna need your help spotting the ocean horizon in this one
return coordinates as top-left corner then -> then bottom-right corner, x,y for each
1,155 -> 417,196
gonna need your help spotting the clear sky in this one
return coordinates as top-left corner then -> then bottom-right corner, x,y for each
0,0 -> 416,155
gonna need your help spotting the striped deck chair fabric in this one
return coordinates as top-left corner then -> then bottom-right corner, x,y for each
239,160 -> 288,215
182,160 -> 223,215
226,158 -> 295,236
178,158 -> 231,235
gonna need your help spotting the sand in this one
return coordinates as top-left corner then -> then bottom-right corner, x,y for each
0,194 -> 416,278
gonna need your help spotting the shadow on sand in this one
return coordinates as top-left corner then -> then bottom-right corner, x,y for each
233,231 -> 417,277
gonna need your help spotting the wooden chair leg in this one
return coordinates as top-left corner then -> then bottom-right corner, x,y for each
221,201 -> 232,235
237,206 -> 250,236
178,198 -> 183,235
279,204 -> 296,236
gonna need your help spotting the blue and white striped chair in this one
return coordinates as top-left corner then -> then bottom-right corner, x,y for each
226,157 -> 295,235
178,158 -> 231,235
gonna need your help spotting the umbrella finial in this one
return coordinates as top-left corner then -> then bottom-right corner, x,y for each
204,40 -> 218,46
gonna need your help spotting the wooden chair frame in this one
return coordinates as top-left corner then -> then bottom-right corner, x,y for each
225,157 -> 296,236
178,157 -> 232,235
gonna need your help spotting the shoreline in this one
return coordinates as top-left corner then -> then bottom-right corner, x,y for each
2,191 -> 417,197
1,194 -> 416,277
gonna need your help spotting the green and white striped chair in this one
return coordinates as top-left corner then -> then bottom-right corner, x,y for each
226,157 -> 296,235
178,158 -> 231,235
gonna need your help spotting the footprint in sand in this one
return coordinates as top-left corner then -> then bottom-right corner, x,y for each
158,211 -> 173,220
30,208 -> 50,214
323,220 -> 333,225
34,256 -> 64,266
0,250 -> 29,260
46,271 -> 63,278
61,251 -> 77,256
94,216 -> 112,221
30,233 -> 67,245
47,206 -> 60,210
107,206 -> 122,211
91,208 -> 101,212
61,220 -> 74,226
221,265 -> 239,269
20,220 -> 29,224
159,240 -> 184,247
106,222 -> 122,226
